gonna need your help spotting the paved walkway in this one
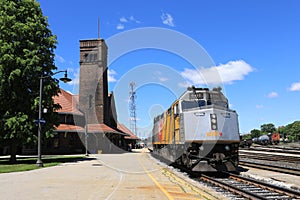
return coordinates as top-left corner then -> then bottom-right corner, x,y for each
0,150 -> 221,200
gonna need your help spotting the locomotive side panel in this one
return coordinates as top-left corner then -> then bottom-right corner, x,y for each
152,113 -> 166,145
152,116 -> 159,144
163,111 -> 169,144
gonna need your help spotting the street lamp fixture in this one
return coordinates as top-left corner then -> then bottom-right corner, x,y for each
59,70 -> 72,83
36,70 -> 72,167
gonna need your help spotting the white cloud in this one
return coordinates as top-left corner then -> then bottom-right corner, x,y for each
67,68 -> 79,86
108,69 -> 117,82
116,24 -> 125,30
256,104 -> 263,109
289,82 -> 300,91
120,17 -> 128,23
159,77 -> 168,82
154,71 -> 168,82
116,16 -> 141,30
180,60 -> 254,85
178,81 -> 192,88
267,92 -> 278,98
55,55 -> 65,63
161,12 -> 175,27
129,16 -> 141,23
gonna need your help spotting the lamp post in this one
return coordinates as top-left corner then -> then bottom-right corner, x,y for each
36,70 -> 72,167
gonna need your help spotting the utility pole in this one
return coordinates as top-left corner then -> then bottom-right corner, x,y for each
129,82 -> 137,136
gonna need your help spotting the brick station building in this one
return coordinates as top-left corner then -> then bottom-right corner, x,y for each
51,89 -> 136,154
48,38 -> 138,154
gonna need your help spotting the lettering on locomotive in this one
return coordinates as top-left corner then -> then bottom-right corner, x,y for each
206,131 -> 222,137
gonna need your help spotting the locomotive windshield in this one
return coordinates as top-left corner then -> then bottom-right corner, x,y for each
208,92 -> 228,108
181,100 -> 206,110
181,90 -> 229,110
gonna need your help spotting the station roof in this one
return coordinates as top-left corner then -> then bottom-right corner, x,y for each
53,89 -> 82,116
53,88 -> 138,138
55,124 -> 85,133
117,124 -> 139,140
88,123 -> 128,136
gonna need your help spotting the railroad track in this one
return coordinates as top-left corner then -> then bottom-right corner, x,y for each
239,160 -> 300,176
246,146 -> 300,155
200,172 -> 300,200
239,151 -> 300,164
152,153 -> 300,199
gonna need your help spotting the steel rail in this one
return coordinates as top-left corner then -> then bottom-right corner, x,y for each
239,160 -> 300,176
239,154 -> 300,163
200,173 -> 300,199
247,146 -> 300,155
200,174 -> 265,200
227,173 -> 300,198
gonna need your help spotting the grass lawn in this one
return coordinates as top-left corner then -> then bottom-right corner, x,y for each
0,155 -> 88,173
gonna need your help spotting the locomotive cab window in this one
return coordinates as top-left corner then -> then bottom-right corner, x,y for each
173,104 -> 179,115
167,108 -> 171,115
209,93 -> 228,108
181,100 -> 206,110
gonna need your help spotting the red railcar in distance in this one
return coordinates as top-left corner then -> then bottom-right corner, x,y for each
271,133 -> 280,144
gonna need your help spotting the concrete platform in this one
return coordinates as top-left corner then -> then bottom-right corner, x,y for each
0,150 -> 222,200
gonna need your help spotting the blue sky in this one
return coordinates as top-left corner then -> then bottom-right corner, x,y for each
38,0 -> 300,138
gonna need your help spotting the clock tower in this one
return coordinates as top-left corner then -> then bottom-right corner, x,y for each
79,39 -> 109,125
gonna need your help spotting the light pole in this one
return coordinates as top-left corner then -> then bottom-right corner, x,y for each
36,70 -> 72,167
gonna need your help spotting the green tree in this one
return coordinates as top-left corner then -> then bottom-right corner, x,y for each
283,121 -> 300,142
250,129 -> 261,138
241,133 -> 252,140
0,0 -> 60,163
260,123 -> 276,134
277,126 -> 285,138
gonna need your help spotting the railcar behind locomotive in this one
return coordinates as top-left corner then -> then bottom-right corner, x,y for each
152,86 -> 240,172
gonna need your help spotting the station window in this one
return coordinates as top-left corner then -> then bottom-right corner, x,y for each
84,53 -> 98,63
89,95 -> 93,109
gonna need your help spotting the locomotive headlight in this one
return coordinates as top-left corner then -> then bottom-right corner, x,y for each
199,145 -> 204,151
225,145 -> 230,151
210,114 -> 218,130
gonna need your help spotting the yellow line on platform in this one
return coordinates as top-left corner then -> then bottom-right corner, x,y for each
162,168 -> 217,200
138,153 -> 174,200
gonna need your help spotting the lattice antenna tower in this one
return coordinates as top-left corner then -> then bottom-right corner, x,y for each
129,82 -> 137,136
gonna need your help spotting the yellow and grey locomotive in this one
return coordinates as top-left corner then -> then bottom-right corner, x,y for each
152,86 -> 240,172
